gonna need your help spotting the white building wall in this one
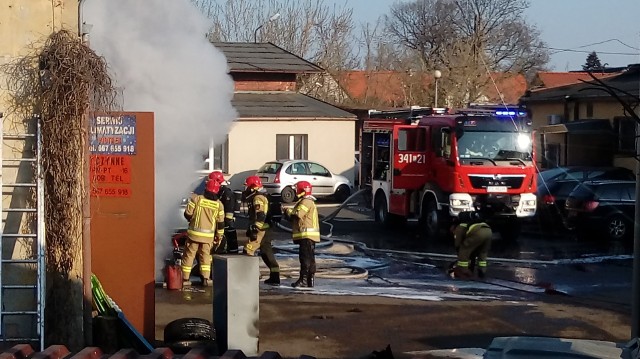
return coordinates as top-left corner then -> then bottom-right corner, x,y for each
226,119 -> 355,190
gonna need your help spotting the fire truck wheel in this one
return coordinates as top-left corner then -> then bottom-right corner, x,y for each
374,193 -> 390,225
280,186 -> 296,203
419,199 -> 441,241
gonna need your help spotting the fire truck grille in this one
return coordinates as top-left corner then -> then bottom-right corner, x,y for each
468,175 -> 524,189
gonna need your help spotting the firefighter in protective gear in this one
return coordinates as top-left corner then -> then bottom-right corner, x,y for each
282,181 -> 320,288
181,179 -> 225,287
208,171 -> 238,254
243,175 -> 280,286
450,211 -> 492,280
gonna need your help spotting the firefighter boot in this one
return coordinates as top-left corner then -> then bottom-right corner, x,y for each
453,266 -> 473,280
292,271 -> 309,288
306,273 -> 315,288
264,272 -> 280,286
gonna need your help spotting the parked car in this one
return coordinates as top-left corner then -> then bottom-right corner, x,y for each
564,180 -> 636,241
537,166 -> 634,187
535,178 -> 582,229
535,166 -> 635,230
255,160 -> 352,203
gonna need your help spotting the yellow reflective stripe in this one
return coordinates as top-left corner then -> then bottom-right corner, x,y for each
199,199 -> 219,210
467,222 -> 489,236
457,261 -> 469,267
187,229 -> 215,238
298,204 -> 309,212
187,202 -> 196,210
460,223 -> 468,228
200,265 -> 211,271
181,265 -> 192,273
478,261 -> 487,267
293,230 -> 320,239
216,229 -> 224,236
225,213 -> 234,219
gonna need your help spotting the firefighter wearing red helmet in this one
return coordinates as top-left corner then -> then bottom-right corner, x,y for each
283,180 -> 319,288
181,178 -> 225,287
243,175 -> 280,285
208,170 -> 238,254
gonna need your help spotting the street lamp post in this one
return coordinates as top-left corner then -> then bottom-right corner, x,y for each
253,13 -> 281,43
434,70 -> 442,108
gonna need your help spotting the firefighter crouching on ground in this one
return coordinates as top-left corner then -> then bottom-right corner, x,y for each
243,176 -> 281,286
450,211 -> 492,280
181,179 -> 225,287
208,170 -> 239,254
282,181 -> 320,288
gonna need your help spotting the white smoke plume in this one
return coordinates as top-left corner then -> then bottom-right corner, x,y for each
84,0 -> 237,281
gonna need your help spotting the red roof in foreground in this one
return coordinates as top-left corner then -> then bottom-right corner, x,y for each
336,71 -> 527,106
0,344 -> 310,359
534,71 -> 619,89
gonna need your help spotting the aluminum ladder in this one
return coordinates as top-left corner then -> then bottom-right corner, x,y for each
0,114 -> 45,349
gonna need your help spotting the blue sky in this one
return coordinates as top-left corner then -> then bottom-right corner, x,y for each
344,0 -> 640,71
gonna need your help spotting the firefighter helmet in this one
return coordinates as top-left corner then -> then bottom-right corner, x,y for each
208,170 -> 225,184
295,181 -> 312,197
205,179 -> 220,194
244,175 -> 263,190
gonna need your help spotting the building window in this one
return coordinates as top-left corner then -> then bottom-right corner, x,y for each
586,102 -> 594,118
276,134 -> 308,160
614,117 -> 635,153
204,136 -> 229,172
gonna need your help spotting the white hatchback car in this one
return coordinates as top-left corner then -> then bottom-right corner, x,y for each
255,160 -> 352,203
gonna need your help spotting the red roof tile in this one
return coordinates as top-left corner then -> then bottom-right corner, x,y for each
535,71 -> 619,89
336,70 -> 527,107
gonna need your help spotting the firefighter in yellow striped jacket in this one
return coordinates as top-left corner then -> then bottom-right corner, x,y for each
451,211 -> 492,280
181,179 -> 225,287
243,175 -> 280,286
283,181 -> 320,288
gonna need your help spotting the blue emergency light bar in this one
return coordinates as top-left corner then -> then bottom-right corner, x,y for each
495,110 -> 526,116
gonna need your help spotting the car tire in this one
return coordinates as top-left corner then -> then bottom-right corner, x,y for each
334,185 -> 350,203
167,339 -> 218,355
605,214 -> 630,241
164,318 -> 216,343
280,186 -> 296,203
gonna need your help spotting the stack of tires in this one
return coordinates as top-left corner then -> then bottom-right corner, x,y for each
163,318 -> 217,354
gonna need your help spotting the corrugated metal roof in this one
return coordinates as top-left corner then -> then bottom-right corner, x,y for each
232,92 -> 356,120
212,42 -> 323,74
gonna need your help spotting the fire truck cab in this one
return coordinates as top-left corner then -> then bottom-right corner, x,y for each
360,106 -> 537,241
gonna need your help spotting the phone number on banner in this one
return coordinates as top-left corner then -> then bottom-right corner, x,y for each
91,186 -> 131,198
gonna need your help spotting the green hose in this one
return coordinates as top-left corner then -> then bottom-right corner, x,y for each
91,274 -> 116,317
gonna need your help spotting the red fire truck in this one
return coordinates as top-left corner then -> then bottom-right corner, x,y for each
360,106 -> 537,241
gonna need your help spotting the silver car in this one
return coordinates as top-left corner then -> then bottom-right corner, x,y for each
255,160 -> 352,203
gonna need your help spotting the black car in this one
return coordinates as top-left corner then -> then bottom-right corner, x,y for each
537,166 -> 634,184
535,167 -> 634,230
564,180 -> 636,241
535,178 -> 582,229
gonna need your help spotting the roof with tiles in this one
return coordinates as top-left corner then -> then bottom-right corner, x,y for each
0,344 -> 315,359
522,64 -> 640,102
232,92 -> 356,120
211,42 -> 323,74
335,70 -> 527,106
533,71 -> 620,89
